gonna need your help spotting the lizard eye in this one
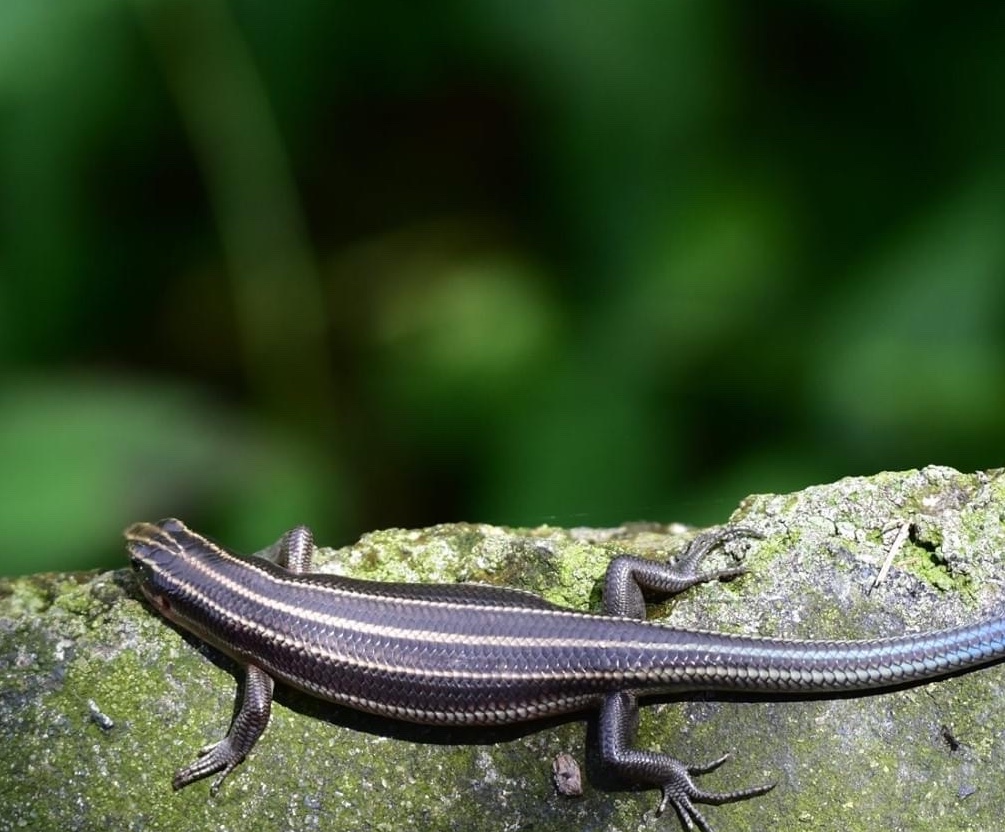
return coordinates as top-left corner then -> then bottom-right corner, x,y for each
130,557 -> 152,581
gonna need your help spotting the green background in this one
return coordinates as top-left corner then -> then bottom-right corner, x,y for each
2,1 -> 1004,575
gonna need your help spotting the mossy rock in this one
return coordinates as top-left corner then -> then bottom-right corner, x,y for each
2,465 -> 1004,832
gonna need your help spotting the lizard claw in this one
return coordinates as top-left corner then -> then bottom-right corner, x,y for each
655,754 -> 774,832
172,737 -> 243,793
671,527 -> 762,587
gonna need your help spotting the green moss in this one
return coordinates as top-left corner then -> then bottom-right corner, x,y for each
907,544 -> 971,593
0,571 -> 92,617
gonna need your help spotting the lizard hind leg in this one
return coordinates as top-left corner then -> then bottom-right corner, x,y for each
598,691 -> 774,832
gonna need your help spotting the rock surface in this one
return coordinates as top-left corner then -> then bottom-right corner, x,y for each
2,465 -> 1005,832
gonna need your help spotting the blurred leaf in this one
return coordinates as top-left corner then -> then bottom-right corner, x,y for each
0,375 -> 343,575
481,369 -> 675,527
812,178 -> 1005,450
374,254 -> 560,412
611,178 -> 796,376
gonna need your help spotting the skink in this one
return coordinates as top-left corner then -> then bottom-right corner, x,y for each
125,518 -> 1005,832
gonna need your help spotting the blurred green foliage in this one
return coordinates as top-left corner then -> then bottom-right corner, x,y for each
2,1 -> 1004,575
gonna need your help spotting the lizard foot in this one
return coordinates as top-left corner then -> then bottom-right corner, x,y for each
655,754 -> 774,832
669,526 -> 763,586
172,737 -> 244,794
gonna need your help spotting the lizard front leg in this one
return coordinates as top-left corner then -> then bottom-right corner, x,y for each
172,525 -> 316,792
